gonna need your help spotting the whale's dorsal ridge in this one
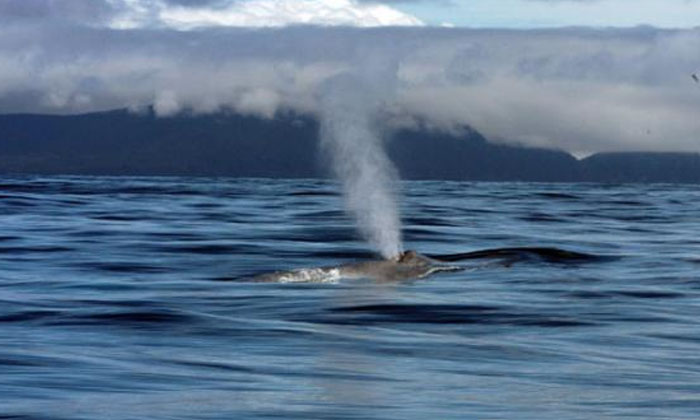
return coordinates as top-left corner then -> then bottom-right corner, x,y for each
248,250 -> 454,283
243,247 -> 607,283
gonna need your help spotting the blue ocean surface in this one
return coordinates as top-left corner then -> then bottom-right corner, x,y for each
1,176 -> 699,419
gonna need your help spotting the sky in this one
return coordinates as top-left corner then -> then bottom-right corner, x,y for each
0,0 -> 698,155
394,0 -> 700,29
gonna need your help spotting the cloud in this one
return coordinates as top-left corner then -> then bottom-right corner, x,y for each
397,28 -> 700,154
354,0 -> 450,3
156,0 -> 424,29
0,0 -> 423,29
0,20 -> 698,155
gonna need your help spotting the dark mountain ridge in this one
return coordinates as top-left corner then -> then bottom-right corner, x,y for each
0,109 -> 698,183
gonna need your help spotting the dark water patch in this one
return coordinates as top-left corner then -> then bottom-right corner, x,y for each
187,201 -> 223,209
141,231 -> 205,241
603,315 -> 679,324
404,216 -> 460,227
295,209 -> 346,219
173,359 -> 258,374
69,229 -> 122,239
190,211 -> 241,222
459,206 -> 497,214
417,203 -> 484,215
81,262 -> 172,274
611,214 -> 670,223
69,299 -> 162,309
0,182 -> 55,193
308,304 -> 597,327
534,192 -> 580,200
24,195 -> 92,207
430,247 -> 608,264
566,290 -> 614,300
1,198 -> 38,208
210,275 -> 243,282
103,186 -> 191,195
619,226 -> 664,234
0,352 -> 80,371
89,213 -> 148,222
287,190 -> 338,197
518,212 -> 566,223
0,354 -> 73,369
0,245 -> 74,254
613,290 -> 687,300
0,357 -> 46,368
607,200 -> 649,206
0,310 -> 62,323
148,243 -> 249,255
85,310 -> 193,324
57,282 -> 143,293
50,309 -> 197,328
646,333 -> 700,344
566,290 -> 686,300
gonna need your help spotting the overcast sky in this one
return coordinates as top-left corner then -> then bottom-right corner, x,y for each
0,0 -> 698,155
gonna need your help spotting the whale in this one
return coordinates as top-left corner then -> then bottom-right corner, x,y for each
338,250 -> 463,281
249,250 -> 462,283
243,247 -> 606,283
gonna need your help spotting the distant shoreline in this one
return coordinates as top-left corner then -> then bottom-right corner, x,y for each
1,109 -> 698,183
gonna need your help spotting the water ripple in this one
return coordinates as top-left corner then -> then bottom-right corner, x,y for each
0,176 -> 699,420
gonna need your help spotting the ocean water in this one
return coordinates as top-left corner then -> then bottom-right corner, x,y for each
1,176 -> 699,420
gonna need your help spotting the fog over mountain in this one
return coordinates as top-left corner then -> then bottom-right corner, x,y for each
0,0 -> 698,157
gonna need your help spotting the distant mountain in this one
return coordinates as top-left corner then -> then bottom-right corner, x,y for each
579,152 -> 700,183
0,109 -> 321,178
388,127 -> 580,182
0,109 -> 698,183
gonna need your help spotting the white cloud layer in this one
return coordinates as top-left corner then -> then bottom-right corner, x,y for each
160,0 -> 423,28
0,18 -> 698,155
0,0 -> 423,29
104,0 -> 424,29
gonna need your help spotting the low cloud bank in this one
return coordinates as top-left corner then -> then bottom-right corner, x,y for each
0,21 -> 698,154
